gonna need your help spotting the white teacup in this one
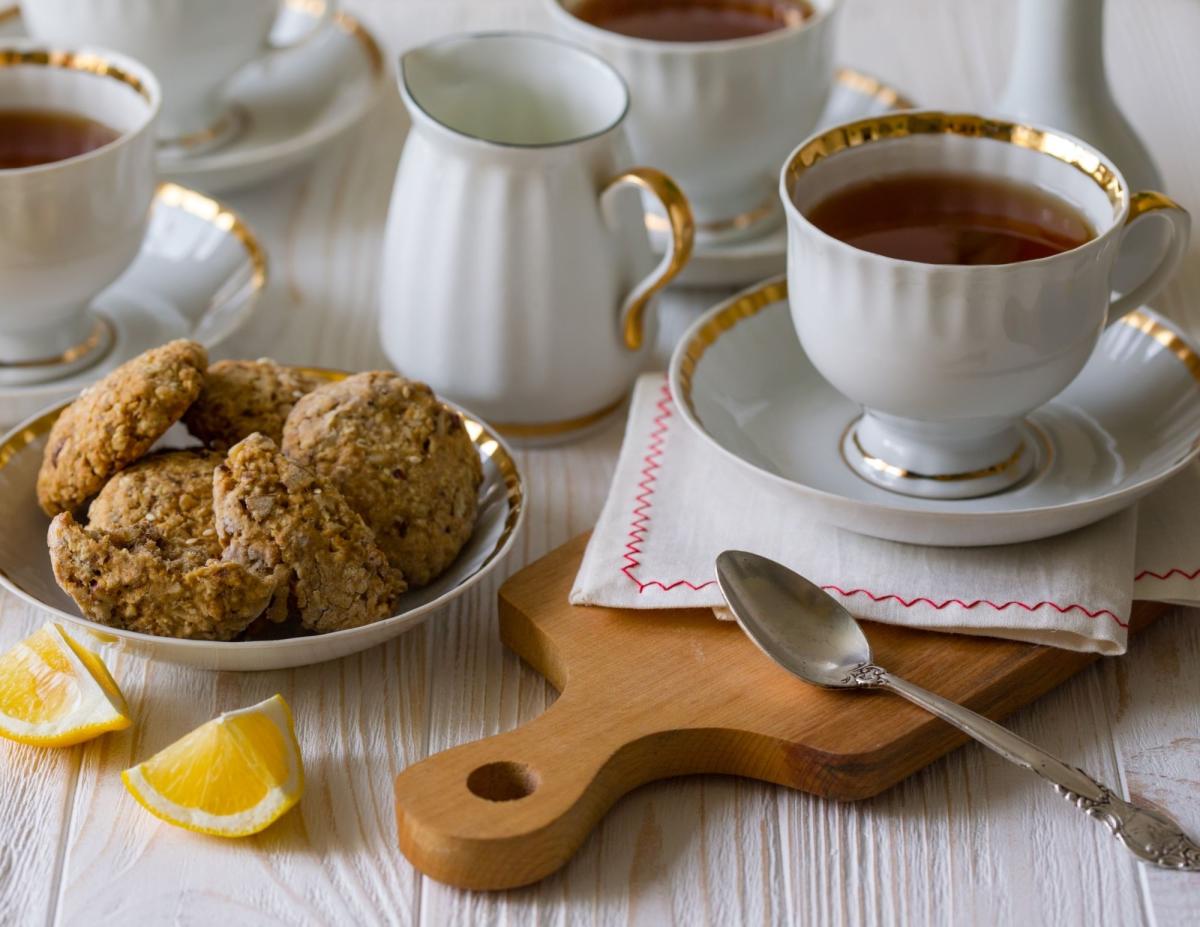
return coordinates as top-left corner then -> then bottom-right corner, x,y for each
780,112 -> 1190,500
20,0 -> 334,146
0,42 -> 160,384
544,0 -> 839,241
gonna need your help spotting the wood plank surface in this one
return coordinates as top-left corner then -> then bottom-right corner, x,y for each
1,0 -> 1198,924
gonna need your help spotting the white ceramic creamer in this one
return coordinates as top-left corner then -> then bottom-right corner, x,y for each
379,32 -> 693,444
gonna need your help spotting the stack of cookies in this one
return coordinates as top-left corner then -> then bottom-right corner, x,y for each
37,340 -> 483,642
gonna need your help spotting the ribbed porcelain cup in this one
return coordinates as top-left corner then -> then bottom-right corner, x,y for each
379,32 -> 694,446
545,0 -> 839,243
19,0 -> 335,148
780,112 -> 1190,500
0,42 -> 160,385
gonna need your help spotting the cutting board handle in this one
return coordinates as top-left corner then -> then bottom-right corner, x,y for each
394,689 -> 650,890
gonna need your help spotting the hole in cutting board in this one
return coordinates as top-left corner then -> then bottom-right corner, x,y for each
467,762 -> 540,801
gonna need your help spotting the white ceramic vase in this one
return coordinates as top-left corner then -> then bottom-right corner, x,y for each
996,0 -> 1164,291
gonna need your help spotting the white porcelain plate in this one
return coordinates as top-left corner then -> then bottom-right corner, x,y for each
662,68 -> 914,288
0,183 -> 266,427
0,1 -> 388,194
0,373 -> 525,671
669,277 -> 1200,546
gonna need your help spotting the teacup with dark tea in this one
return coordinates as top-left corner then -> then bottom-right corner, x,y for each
781,112 -> 1189,500
546,0 -> 840,240
805,172 -> 1096,265
0,109 -> 120,170
0,42 -> 160,383
571,0 -> 811,42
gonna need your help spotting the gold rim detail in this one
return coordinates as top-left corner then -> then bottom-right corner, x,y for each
0,316 -> 112,370
334,11 -> 384,75
492,394 -> 626,439
0,46 -> 152,102
278,0 -> 384,76
676,278 -> 1200,427
675,277 -> 789,420
0,183 -> 260,371
163,107 -> 247,152
157,182 -> 268,291
1121,312 -> 1200,385
606,167 -> 695,351
1126,191 -> 1182,224
785,112 -> 1124,212
832,66 -> 917,111
849,427 -> 1029,482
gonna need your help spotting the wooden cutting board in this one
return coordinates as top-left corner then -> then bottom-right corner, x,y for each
393,533 -> 1162,890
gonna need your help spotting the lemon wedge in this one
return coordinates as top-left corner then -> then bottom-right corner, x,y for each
0,623 -> 131,747
122,694 -> 303,837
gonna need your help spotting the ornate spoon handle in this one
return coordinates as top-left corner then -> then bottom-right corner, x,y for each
847,663 -> 1200,871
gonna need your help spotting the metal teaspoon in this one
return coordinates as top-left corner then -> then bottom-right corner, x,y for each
714,549 -> 1200,872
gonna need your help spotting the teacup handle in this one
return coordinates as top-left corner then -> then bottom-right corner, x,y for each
1106,191 -> 1191,325
602,168 -> 694,351
266,0 -> 339,53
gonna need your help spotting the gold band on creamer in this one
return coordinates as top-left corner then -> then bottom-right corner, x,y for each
492,394 -> 626,440
0,46 -> 152,103
784,111 -> 1125,212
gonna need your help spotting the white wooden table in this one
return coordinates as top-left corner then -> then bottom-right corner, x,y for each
3,1 -> 1199,923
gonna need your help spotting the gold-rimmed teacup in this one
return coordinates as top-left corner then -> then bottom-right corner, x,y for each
0,41 -> 160,385
780,111 -> 1190,500
20,0 -> 338,150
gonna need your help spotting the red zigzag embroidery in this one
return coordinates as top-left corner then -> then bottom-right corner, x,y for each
618,380 -> 1141,628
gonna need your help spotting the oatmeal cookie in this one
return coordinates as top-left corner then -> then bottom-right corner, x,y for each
36,339 -> 208,517
48,513 -> 276,641
212,433 -> 403,633
87,449 -> 223,559
281,372 -> 482,587
184,359 -> 322,449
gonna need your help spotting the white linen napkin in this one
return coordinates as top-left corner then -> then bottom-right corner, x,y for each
571,374 -> 1200,655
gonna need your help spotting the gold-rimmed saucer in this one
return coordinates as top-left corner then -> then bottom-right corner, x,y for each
652,67 -> 915,288
0,183 -> 266,426
668,277 -> 1200,547
0,370 -> 525,672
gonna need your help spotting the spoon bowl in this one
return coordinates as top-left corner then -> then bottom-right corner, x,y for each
715,549 -> 871,688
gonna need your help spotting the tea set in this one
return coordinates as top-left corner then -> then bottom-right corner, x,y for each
1,0 -> 1197,573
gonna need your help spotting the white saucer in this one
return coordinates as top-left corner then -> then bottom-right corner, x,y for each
0,183 -> 266,427
660,68 -> 914,288
669,277 -> 1200,547
0,2 -> 388,194
0,370 -> 525,671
